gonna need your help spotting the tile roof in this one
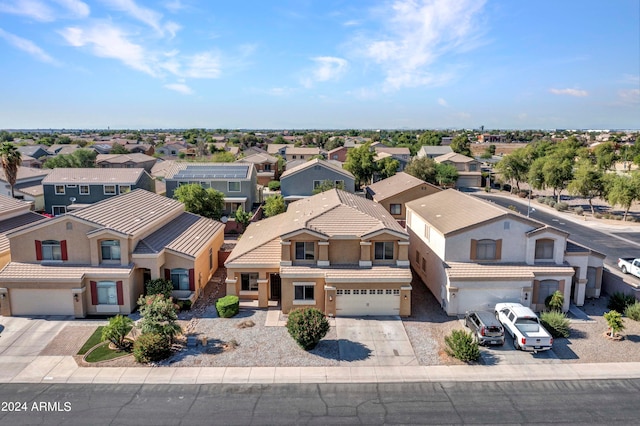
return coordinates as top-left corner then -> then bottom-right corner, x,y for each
0,166 -> 49,182
42,168 -> 147,184
434,152 -> 476,163
164,162 -> 253,180
0,262 -> 133,282
445,262 -> 576,281
150,159 -> 178,178
280,158 -> 354,180
0,212 -> 48,252
237,153 -> 278,164
280,265 -> 412,282
266,144 -> 293,154
0,193 -> 34,215
69,189 -> 184,236
375,146 -> 410,155
286,147 -> 321,155
133,212 -> 223,257
13,182 -> 44,197
366,172 -> 438,201
96,153 -> 156,164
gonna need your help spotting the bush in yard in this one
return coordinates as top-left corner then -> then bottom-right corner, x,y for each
555,202 -> 569,212
216,295 -> 239,318
545,290 -> 564,312
145,278 -> 173,299
604,310 -> 625,338
133,332 -> 171,363
607,292 -> 637,313
574,206 -> 584,216
444,330 -> 480,362
267,180 -> 281,191
624,302 -> 640,321
101,315 -> 134,350
286,307 -> 330,350
137,294 -> 182,342
540,311 -> 570,338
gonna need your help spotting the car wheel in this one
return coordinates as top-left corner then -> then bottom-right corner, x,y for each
513,336 -> 520,350
622,266 -> 628,274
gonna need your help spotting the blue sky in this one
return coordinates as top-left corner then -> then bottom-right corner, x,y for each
0,0 -> 638,129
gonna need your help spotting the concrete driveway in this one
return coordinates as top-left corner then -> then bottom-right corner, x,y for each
477,331 -> 560,365
335,316 -> 418,367
0,316 -> 77,357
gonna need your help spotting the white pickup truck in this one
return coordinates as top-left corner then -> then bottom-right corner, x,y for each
618,258 -> 640,278
494,303 -> 553,353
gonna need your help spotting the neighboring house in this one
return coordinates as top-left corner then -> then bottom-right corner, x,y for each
365,172 -> 441,223
280,159 -> 355,201
415,145 -> 454,159
441,137 -> 453,146
0,189 -> 224,317
0,166 -> 49,211
49,144 -> 82,156
157,142 -> 187,156
42,168 -> 156,216
150,159 -> 177,180
225,189 -> 412,316
327,146 -> 349,162
17,145 -> 50,160
164,162 -> 258,215
236,153 -> 279,185
19,155 -> 42,169
434,152 -> 482,188
0,195 -> 47,269
266,144 -> 293,156
406,189 -> 605,316
284,147 -> 322,162
374,146 -> 410,164
122,143 -> 154,155
96,153 -> 157,172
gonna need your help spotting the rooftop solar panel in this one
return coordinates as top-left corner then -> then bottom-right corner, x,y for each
173,164 -> 249,180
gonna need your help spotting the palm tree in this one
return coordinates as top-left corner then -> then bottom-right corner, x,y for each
0,142 -> 22,198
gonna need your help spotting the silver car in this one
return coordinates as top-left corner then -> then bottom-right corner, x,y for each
464,311 -> 505,346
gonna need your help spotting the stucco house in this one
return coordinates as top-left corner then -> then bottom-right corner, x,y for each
96,153 -> 157,172
0,166 -> 49,211
434,152 -> 482,188
415,145 -> 453,159
0,195 -> 48,269
374,146 -> 411,171
365,172 -> 441,223
0,189 -> 224,317
225,189 -> 412,316
236,153 -> 279,185
42,168 -> 156,216
406,189 -> 605,316
280,159 -> 355,201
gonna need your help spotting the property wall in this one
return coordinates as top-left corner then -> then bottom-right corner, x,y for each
281,167 -> 355,198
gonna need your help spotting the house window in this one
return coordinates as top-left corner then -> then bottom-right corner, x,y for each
374,242 -> 394,260
42,240 -> 62,260
104,185 -> 116,195
535,239 -> 554,261
393,289 -> 400,295
97,281 -> 117,305
292,155 -> 297,160
52,206 -> 66,216
263,164 -> 272,171
390,204 -> 401,215
54,185 -> 65,195
119,185 -> 131,194
170,268 -> 190,290
504,221 -> 510,230
228,181 -> 241,192
536,279 -> 559,304
294,284 -> 315,302
79,185 -> 90,195
241,273 -> 259,291
469,163 -> 478,171
295,242 -> 315,260
476,239 -> 497,260
101,240 -> 121,262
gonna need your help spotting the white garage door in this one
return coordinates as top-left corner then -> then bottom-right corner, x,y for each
10,289 -> 74,316
335,289 -> 400,316
456,288 -> 523,314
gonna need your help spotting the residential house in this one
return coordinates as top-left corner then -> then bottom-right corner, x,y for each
122,143 -> 154,156
49,144 -> 82,156
365,172 -> 441,223
280,159 -> 355,201
17,145 -> 50,161
406,189 -> 604,316
374,146 -> 410,165
0,166 -> 49,211
96,153 -> 157,172
0,189 -> 224,317
0,195 -> 47,269
266,144 -> 293,157
19,155 -> 43,169
92,143 -> 115,155
327,146 -> 349,162
283,147 -> 322,163
236,153 -> 279,185
415,145 -> 453,159
156,142 -> 188,156
434,152 -> 482,188
42,168 -> 156,216
225,189 -> 412,316
164,162 -> 259,215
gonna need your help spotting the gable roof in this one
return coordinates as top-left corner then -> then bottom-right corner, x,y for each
375,146 -> 410,156
366,172 -> 439,202
42,168 -> 147,184
417,145 -> 453,157
280,158 -> 354,180
0,166 -> 49,183
96,153 -> 156,164
0,212 -> 48,252
237,153 -> 278,164
434,152 -> 476,163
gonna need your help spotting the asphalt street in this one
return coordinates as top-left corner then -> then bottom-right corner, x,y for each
1,381 -> 640,425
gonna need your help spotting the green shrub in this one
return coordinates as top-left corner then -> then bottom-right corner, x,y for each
216,295 -> 239,318
604,310 -> 625,338
548,200 -> 556,208
607,292 -> 637,313
624,302 -> 640,321
267,180 -> 281,191
137,294 -> 182,342
555,202 -> 569,211
101,315 -> 133,350
536,197 -> 546,204
544,290 -> 564,312
133,333 -> 171,363
145,278 -> 173,299
286,307 -> 330,350
444,330 -> 480,362
574,206 -> 584,216
540,311 -> 570,338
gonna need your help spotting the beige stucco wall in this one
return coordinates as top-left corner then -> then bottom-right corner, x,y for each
328,240 -> 361,265
226,267 -> 280,304
0,250 -> 11,270
378,185 -> 440,219
281,276 -> 326,314
524,230 -> 567,265
409,227 -> 447,308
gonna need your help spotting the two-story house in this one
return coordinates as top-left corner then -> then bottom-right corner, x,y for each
415,145 -> 453,160
42,168 -> 156,216
95,153 -> 157,173
434,152 -> 482,188
0,166 -> 50,211
0,195 -> 47,269
0,189 -> 224,317
225,189 -> 412,316
374,146 -> 411,171
280,159 -> 355,201
164,162 -> 258,215
236,153 -> 279,185
406,189 -> 604,316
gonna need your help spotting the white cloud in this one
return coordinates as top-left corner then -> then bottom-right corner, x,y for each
102,0 -> 180,37
301,56 -> 349,87
437,97 -> 448,107
164,82 -> 192,94
549,88 -> 588,97
343,19 -> 360,27
164,0 -> 185,13
358,0 -> 487,90
59,22 -> 155,75
53,0 -> 90,18
618,88 -> 640,104
182,52 -> 221,78
0,28 -> 57,63
0,0 -> 55,21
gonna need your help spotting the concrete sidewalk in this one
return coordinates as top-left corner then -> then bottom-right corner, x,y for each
2,355 -> 640,384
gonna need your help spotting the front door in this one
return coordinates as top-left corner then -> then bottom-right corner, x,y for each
269,273 -> 281,301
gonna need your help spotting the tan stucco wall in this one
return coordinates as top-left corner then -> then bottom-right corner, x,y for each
378,185 -> 441,219
281,276 -> 326,314
226,267 -> 280,304
328,240 -> 361,264
0,250 -> 11,270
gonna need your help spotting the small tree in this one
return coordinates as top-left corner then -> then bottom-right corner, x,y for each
264,194 -> 286,217
267,180 -> 281,191
604,310 -> 625,338
145,278 -> 173,299
234,206 -> 252,232
545,290 -> 564,312
137,294 -> 182,342
101,315 -> 134,350
286,307 -> 330,350
174,183 -> 225,220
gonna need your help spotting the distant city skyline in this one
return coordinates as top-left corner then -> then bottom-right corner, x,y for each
0,0 -> 638,130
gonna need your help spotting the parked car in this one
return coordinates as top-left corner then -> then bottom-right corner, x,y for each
464,311 -> 505,346
618,258 -> 640,278
494,303 -> 553,353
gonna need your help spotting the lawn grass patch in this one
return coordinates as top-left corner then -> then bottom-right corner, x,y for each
84,342 -> 131,363
77,326 -> 104,355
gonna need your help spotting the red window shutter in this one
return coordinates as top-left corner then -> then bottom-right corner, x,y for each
61,240 -> 68,261
116,281 -> 124,305
189,269 -> 195,291
164,269 -> 171,280
90,281 -> 98,305
35,240 -> 43,260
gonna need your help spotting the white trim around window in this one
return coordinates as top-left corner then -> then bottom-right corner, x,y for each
54,185 -> 65,195
79,185 -> 90,195
103,184 -> 117,195
119,185 -> 131,194
228,181 -> 241,192
293,282 -> 316,305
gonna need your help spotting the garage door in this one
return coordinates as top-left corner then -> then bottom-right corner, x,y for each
335,289 -> 400,316
456,176 -> 480,188
10,289 -> 74,316
456,288 -> 522,314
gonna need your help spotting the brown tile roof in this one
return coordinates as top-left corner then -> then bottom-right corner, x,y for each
366,172 -> 439,201
237,153 -> 278,164
0,262 -> 133,282
280,158 -> 354,179
96,153 -> 156,164
434,152 -> 476,163
445,262 -> 576,281
150,159 -> 178,178
286,147 -> 321,155
0,193 -> 33,216
0,166 -> 49,182
280,265 -> 412,282
42,168 -> 147,184
375,146 -> 411,155
266,144 -> 293,154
